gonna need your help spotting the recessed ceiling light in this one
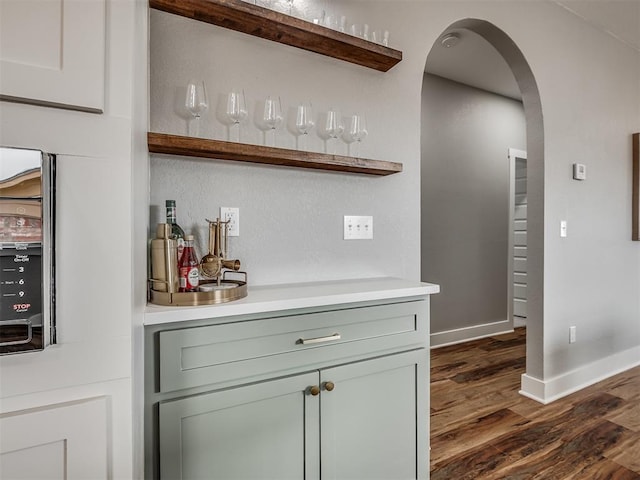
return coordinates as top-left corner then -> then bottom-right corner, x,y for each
441,33 -> 460,48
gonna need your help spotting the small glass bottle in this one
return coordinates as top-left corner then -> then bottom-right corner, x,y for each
178,234 -> 199,292
165,200 -> 186,259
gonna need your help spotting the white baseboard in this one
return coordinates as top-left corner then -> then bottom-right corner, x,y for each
430,320 -> 513,349
520,345 -> 640,404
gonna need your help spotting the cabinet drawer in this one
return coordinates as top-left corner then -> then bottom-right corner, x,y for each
158,301 -> 426,393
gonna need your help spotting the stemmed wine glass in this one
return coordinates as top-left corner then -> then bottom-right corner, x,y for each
346,114 -> 368,157
295,103 -> 314,150
225,90 -> 247,142
185,80 -> 208,137
324,109 -> 344,154
259,96 -> 283,146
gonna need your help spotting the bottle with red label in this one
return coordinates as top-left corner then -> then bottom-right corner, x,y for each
178,234 -> 199,292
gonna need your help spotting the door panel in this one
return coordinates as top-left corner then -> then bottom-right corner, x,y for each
0,0 -> 105,112
159,372 -> 319,480
320,351 -> 425,480
0,397 -> 108,480
514,246 -> 527,259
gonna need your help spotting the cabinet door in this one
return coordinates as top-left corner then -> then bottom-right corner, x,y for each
159,372 -> 320,480
320,350 -> 428,480
0,0 -> 105,112
0,397 -> 108,479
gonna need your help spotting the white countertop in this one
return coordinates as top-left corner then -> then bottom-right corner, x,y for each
144,277 -> 439,326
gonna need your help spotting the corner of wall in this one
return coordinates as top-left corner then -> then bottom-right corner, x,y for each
520,345 -> 640,404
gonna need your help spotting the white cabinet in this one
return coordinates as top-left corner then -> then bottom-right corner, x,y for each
0,397 -> 108,479
0,0 -> 106,113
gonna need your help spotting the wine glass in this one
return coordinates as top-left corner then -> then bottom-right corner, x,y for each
185,80 -> 208,137
259,96 -> 283,146
225,90 -> 248,142
324,109 -> 343,154
295,103 -> 314,150
347,114 -> 368,157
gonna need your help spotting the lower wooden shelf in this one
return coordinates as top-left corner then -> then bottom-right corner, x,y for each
148,132 -> 402,176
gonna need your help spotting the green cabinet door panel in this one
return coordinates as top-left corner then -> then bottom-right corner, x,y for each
320,350 -> 428,480
159,372 -> 320,480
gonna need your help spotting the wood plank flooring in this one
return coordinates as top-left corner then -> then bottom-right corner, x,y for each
430,327 -> 640,479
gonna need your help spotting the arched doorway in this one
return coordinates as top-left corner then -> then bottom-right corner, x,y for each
421,19 -> 544,390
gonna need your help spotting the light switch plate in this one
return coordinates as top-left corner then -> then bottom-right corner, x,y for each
573,163 -> 586,180
344,215 -> 373,240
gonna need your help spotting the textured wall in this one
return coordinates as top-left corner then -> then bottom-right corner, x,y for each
421,74 -> 526,335
149,6 -> 422,286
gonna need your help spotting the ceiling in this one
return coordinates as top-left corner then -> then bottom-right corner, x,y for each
425,0 -> 640,101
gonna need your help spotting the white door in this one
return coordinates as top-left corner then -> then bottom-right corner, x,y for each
508,149 -> 527,325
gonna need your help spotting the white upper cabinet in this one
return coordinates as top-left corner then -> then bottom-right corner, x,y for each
0,0 -> 106,113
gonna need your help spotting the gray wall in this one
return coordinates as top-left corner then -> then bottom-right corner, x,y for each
148,0 -> 640,397
149,6 -> 421,286
421,74 -> 526,338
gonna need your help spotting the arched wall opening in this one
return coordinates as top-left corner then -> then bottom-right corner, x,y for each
420,18 -> 545,389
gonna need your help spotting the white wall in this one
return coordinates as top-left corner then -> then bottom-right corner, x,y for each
150,0 -> 639,402
0,0 -> 141,477
421,74 -> 526,344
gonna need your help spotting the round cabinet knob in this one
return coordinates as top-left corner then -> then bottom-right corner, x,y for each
324,381 -> 335,392
309,385 -> 320,396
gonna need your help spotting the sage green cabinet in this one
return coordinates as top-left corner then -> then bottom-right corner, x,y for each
159,372 -> 320,479
157,350 -> 425,480
145,297 -> 431,479
320,351 -> 426,480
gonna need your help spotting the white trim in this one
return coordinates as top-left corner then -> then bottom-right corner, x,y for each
508,148 -> 527,160
519,374 -> 547,403
519,345 -> 640,404
430,320 -> 512,348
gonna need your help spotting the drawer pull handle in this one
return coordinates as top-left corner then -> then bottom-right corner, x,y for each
298,333 -> 341,345
309,385 -> 320,396
323,381 -> 335,392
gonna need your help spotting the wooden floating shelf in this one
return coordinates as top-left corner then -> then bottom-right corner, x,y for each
148,132 -> 403,176
149,0 -> 402,72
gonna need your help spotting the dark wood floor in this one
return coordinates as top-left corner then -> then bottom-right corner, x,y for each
430,327 -> 640,479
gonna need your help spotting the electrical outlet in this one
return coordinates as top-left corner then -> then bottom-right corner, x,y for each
569,326 -> 577,344
344,215 -> 373,240
220,207 -> 239,236
560,220 -> 567,238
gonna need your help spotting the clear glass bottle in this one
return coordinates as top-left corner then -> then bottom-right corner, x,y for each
165,199 -> 186,258
178,234 -> 199,292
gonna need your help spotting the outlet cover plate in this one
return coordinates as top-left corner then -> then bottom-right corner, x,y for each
220,207 -> 239,236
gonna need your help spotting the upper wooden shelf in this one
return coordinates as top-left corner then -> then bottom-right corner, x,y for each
148,132 -> 403,176
149,0 -> 402,72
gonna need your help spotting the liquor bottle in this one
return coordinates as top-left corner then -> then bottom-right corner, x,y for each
178,234 -> 199,292
165,199 -> 185,258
